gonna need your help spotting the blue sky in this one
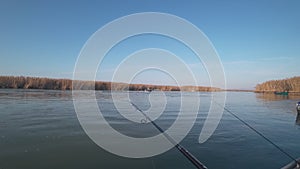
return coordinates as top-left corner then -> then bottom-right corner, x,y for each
0,0 -> 299,89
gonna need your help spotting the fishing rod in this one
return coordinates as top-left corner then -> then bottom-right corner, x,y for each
214,101 -> 300,167
130,102 -> 207,169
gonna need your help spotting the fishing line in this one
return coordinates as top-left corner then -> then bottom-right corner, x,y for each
214,101 -> 300,166
130,97 -> 299,168
130,102 -> 207,169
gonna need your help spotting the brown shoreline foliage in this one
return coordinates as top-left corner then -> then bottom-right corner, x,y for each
0,76 -> 221,92
255,76 -> 300,93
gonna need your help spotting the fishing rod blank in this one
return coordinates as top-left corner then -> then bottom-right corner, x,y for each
130,102 -> 207,169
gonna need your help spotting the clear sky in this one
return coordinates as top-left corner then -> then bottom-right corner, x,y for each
0,0 -> 299,89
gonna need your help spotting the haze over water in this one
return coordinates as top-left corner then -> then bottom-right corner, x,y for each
1,89 -> 300,169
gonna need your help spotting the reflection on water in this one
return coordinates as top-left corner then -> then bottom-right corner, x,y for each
0,89 -> 72,100
256,93 -> 300,126
256,93 -> 300,102
296,114 -> 300,125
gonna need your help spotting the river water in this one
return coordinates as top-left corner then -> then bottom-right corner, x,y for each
0,89 -> 300,169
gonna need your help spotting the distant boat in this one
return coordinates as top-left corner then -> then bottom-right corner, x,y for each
144,88 -> 152,93
274,91 -> 289,95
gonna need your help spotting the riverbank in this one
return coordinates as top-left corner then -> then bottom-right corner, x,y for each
0,76 -> 221,92
255,76 -> 300,93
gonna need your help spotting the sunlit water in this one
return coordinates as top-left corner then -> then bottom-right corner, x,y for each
0,89 -> 300,169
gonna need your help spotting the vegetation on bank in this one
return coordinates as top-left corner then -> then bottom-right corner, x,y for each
0,76 -> 221,92
255,76 -> 300,93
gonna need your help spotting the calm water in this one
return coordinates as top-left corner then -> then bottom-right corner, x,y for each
0,89 -> 300,169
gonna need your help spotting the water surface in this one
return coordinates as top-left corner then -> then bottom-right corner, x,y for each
0,89 -> 300,169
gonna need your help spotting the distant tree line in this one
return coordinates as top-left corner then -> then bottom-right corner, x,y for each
0,76 -> 221,92
255,76 -> 300,93
0,76 -> 72,90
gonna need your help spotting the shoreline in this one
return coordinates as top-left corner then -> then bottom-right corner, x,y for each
0,76 -> 221,92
